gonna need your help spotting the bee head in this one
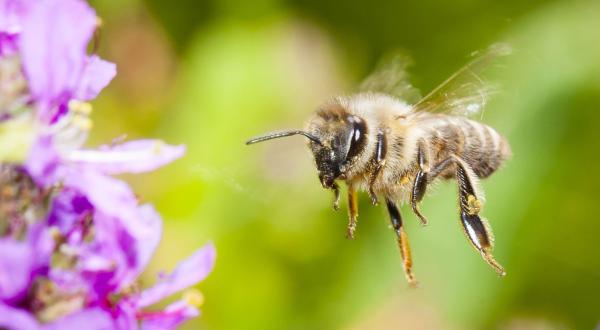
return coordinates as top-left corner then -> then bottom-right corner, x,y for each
307,111 -> 368,190
245,107 -> 367,191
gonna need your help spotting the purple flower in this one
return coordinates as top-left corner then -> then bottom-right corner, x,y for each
25,136 -> 186,215
0,224 -> 54,303
0,0 -> 216,328
0,244 -> 216,330
12,133 -> 207,328
18,0 -> 115,122
66,140 -> 188,175
0,304 -> 119,330
1,0 -> 115,121
139,301 -> 199,330
0,238 -> 35,302
0,161 -> 216,328
136,247 -> 216,309
0,0 -> 27,35
0,0 -> 28,56
0,303 -> 41,330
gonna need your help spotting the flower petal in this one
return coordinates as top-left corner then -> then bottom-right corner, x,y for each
66,140 -> 186,175
47,188 -> 94,234
0,0 -> 28,34
42,308 -> 114,330
24,135 -> 63,187
28,224 -> 55,274
140,300 -> 199,330
76,213 -> 130,297
0,0 -> 25,58
19,0 -> 96,118
0,33 -> 18,56
137,243 -> 216,308
124,204 -> 163,284
0,238 -> 33,302
63,169 -> 138,221
76,205 -> 162,295
0,0 -> 24,56
75,55 -> 116,101
0,303 -> 39,330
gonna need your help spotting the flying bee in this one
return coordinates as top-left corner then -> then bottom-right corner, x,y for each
247,44 -> 512,286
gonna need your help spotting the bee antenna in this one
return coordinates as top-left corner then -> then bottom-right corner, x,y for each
246,130 -> 323,146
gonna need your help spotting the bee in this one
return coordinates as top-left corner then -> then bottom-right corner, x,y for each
247,44 -> 512,286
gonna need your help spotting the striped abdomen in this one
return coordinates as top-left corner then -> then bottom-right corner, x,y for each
423,115 -> 511,178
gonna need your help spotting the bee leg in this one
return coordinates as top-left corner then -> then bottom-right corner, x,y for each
386,198 -> 417,287
368,166 -> 383,206
428,157 -> 454,178
454,156 -> 506,276
410,143 -> 430,225
332,182 -> 340,211
410,157 -> 454,225
347,185 -> 358,239
368,131 -> 387,205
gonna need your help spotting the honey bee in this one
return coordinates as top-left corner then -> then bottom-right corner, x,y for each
247,44 -> 512,286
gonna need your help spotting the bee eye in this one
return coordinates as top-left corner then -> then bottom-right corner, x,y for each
345,116 -> 367,162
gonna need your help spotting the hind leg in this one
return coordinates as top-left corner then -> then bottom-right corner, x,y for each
453,155 -> 505,276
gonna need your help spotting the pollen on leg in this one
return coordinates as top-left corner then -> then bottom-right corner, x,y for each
467,194 -> 483,215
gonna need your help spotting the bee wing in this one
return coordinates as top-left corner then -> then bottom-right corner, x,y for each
358,53 -> 422,104
412,43 -> 512,117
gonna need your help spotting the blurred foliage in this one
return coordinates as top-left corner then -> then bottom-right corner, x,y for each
88,0 -> 600,329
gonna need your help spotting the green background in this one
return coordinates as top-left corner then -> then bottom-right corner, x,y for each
88,0 -> 600,329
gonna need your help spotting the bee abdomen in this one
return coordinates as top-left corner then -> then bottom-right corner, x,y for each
458,119 -> 510,178
429,117 -> 510,179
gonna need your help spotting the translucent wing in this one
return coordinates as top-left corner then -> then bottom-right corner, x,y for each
412,43 -> 512,117
358,53 -> 422,104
